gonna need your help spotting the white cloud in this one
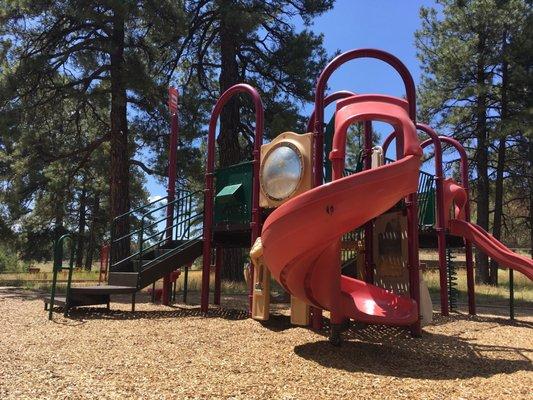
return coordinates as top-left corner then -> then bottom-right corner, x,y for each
148,195 -> 166,204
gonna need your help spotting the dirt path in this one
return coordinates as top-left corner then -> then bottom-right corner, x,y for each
0,288 -> 531,399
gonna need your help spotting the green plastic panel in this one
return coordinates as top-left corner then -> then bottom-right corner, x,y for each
324,115 -> 335,183
419,189 -> 436,227
215,183 -> 243,204
214,161 -> 253,228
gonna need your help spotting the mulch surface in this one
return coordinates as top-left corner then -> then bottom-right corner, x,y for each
0,287 -> 531,399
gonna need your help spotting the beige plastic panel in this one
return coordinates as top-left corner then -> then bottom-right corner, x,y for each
371,146 -> 384,168
372,210 -> 433,325
290,296 -> 310,326
250,238 -> 270,321
373,210 -> 410,295
259,132 -> 313,209
419,270 -> 433,326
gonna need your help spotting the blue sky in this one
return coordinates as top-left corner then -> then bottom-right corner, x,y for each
146,0 -> 439,199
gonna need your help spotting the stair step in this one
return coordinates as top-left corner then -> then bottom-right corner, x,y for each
137,239 -> 203,289
160,240 -> 188,249
133,259 -> 154,272
70,285 -> 137,295
44,295 -> 68,306
108,272 -> 139,287
44,293 -> 110,307
154,248 -> 173,258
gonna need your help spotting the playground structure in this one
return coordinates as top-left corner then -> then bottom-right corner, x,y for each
45,48 -> 532,345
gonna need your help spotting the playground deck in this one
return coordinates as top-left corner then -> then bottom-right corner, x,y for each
0,287 -> 531,400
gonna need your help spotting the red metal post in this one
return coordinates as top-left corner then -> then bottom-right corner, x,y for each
418,125 -> 448,316
313,48 -> 419,334
363,121 -> 374,284
201,84 -> 264,314
407,190 -> 421,336
438,136 -> 476,315
99,244 -> 110,284
162,87 -> 180,306
214,247 -> 222,305
306,91 -> 356,132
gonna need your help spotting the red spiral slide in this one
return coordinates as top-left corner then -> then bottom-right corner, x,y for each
261,95 -> 421,327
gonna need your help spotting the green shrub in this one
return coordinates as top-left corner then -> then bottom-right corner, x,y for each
0,245 -> 20,273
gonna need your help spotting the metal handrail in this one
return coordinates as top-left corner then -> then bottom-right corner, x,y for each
112,228 -> 143,245
48,233 -> 75,320
139,212 -> 204,270
142,214 -> 171,233
136,190 -> 203,267
141,191 -> 201,219
418,170 -> 435,227
110,195 -> 170,265
113,195 -> 169,222
141,234 -> 204,271
110,188 -> 203,271
139,211 -> 204,257
112,253 -> 141,269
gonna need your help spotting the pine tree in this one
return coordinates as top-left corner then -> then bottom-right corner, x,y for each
0,0 -> 187,261
177,0 -> 335,281
416,0 -> 531,284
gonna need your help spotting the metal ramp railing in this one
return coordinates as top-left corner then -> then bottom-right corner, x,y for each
110,189 -> 203,271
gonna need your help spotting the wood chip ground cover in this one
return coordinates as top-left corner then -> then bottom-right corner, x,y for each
0,288 -> 531,399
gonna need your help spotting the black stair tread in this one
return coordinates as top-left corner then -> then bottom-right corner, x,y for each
108,272 -> 139,287
70,285 -> 137,295
44,295 -> 67,305
137,239 -> 203,289
160,239 -> 199,249
142,239 -> 202,263
109,272 -> 138,275
43,294 -> 109,307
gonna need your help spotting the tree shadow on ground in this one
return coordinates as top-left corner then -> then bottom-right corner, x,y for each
430,311 -> 533,329
259,313 -> 299,332
294,320 -> 532,380
0,287 -> 46,301
61,305 -> 249,321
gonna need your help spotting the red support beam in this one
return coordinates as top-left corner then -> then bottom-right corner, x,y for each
201,84 -> 264,315
306,90 -> 356,133
438,136 -> 476,315
418,125 -> 448,316
163,87 -> 180,306
363,120 -> 374,284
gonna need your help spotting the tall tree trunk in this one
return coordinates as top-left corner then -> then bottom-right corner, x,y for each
474,35 -> 490,284
490,138 -> 505,285
529,138 -> 533,258
75,186 -> 87,268
217,0 -> 245,282
490,45 -> 509,286
53,208 -> 63,243
217,0 -> 242,167
109,7 -> 130,265
85,195 -> 100,271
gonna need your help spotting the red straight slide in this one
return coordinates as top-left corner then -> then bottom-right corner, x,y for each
261,95 -> 421,326
442,178 -> 533,281
449,219 -> 533,280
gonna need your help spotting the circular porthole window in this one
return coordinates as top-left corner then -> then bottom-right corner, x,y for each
260,142 -> 304,201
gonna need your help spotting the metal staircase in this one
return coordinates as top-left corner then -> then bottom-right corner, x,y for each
45,190 -> 203,317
